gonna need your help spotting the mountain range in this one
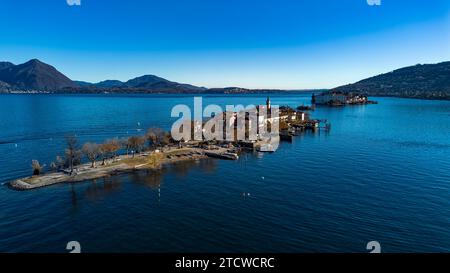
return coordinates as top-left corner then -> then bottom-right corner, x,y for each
0,59 -> 449,99
0,59 -> 287,94
75,74 -> 208,93
0,59 -> 76,91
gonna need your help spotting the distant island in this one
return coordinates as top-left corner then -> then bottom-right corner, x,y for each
0,58 -> 449,99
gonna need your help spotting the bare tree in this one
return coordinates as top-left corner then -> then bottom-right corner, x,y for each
100,138 -> 121,164
146,127 -> 164,150
55,155 -> 65,170
128,136 -> 146,157
99,145 -> 107,165
161,132 -> 172,147
106,138 -> 120,161
31,160 -> 43,176
65,135 -> 81,175
120,137 -> 131,157
49,162 -> 57,171
82,142 -> 101,168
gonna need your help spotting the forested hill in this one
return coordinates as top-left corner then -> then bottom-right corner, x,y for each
332,61 -> 450,100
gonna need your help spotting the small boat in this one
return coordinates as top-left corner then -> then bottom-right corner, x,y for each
257,144 -> 275,153
280,133 -> 293,142
223,152 -> 239,160
205,151 -> 239,160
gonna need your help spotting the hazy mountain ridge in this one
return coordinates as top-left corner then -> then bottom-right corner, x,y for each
332,61 -> 450,99
0,62 -> 14,70
1,59 -> 449,99
95,80 -> 125,88
0,59 -> 288,94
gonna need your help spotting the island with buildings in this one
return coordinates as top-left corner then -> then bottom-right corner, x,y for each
312,91 -> 378,106
9,98 -> 330,190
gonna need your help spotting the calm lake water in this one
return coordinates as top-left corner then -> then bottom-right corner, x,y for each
0,93 -> 449,253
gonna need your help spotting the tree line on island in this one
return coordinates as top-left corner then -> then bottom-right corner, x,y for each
31,127 -> 173,176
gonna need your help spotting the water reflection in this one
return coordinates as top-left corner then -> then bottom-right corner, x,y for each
196,158 -> 217,174
68,158 -> 219,206
157,158 -> 216,178
70,183 -> 77,208
170,160 -> 197,178
84,176 -> 122,201
129,169 -> 165,189
68,177 -> 123,214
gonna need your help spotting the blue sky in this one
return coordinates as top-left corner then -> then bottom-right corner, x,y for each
0,0 -> 449,89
